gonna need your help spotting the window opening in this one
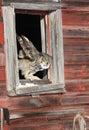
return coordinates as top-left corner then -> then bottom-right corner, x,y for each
2,4 -> 65,96
16,12 -> 51,83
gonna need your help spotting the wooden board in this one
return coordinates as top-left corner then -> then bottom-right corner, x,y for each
2,0 -> 59,3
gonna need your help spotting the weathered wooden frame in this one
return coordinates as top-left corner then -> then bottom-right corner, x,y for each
2,2 -> 65,96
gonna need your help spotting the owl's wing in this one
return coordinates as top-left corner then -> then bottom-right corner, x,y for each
17,35 -> 39,60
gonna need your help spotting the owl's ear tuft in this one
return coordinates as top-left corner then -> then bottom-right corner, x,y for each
21,35 -> 30,43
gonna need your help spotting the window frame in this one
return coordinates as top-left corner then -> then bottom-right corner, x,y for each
2,2 -> 65,96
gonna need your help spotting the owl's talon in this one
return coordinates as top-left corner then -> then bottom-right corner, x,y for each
24,73 -> 41,81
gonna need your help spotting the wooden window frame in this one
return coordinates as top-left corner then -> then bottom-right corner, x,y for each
2,2 -> 65,96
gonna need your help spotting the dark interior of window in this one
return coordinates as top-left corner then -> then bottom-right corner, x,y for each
16,13 -> 48,80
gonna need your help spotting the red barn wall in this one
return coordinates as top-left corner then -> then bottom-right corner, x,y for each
0,0 -> 89,130
63,0 -> 89,92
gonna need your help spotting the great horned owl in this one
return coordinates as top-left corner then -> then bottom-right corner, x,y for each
17,35 -> 52,81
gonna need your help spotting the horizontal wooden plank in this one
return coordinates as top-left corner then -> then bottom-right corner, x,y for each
10,2 -> 64,11
10,122 -> 64,130
0,95 -> 62,109
9,115 -> 89,130
62,5 -> 89,12
63,0 -> 89,1
0,92 -> 88,110
10,105 -> 85,116
62,10 -> 89,26
64,54 -> 89,65
0,66 -> 6,80
62,0 -> 89,8
0,82 -> 6,96
2,0 -> 59,4
64,38 -> 89,44
64,45 -> 89,55
65,65 -> 89,79
9,108 -> 83,130
15,83 -> 65,96
63,25 -> 89,38
10,119 -> 89,130
64,38 -> 89,65
6,102 -> 89,130
64,38 -> 89,54
65,79 -> 89,92
15,9 -> 48,15
0,22 -> 4,45
0,52 -> 5,66
8,110 -> 89,130
10,108 -> 83,120
62,93 -> 89,105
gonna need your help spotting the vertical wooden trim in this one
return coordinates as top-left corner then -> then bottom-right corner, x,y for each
45,14 -> 52,80
40,16 -> 46,53
49,9 -> 64,84
2,6 -> 19,94
56,9 -> 64,84
40,16 -> 48,79
1,108 -> 4,130
40,9 -> 64,84
49,11 -> 57,83
40,15 -> 52,80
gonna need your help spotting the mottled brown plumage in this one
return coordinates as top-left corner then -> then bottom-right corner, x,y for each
17,35 -> 52,80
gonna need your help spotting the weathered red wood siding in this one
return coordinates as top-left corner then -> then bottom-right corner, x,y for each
0,0 -> 89,130
63,0 -> 89,93
0,5 -> 6,89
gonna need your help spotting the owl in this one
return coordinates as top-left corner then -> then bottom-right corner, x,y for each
17,35 -> 52,81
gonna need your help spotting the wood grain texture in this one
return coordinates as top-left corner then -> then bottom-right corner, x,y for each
65,54 -> 89,65
8,106 -> 89,130
0,52 -> 5,66
63,25 -> 89,38
62,0 -> 89,8
65,65 -> 89,79
64,38 -> 89,55
0,92 -> 88,109
0,1 -> 89,130
0,7 -> 3,16
62,10 -> 89,26
2,0 -> 59,3
2,6 -> 19,92
62,1 -> 89,12
66,79 -> 89,92
64,38 -> 89,80
62,1 -> 89,113
10,2 -> 62,11
9,109 -> 82,130
0,22 -> 4,45
62,0 -> 89,3
0,67 -> 6,81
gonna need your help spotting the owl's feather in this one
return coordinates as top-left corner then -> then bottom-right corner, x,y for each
17,35 -> 39,60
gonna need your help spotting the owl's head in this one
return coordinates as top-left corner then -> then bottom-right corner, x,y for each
38,53 -> 52,70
